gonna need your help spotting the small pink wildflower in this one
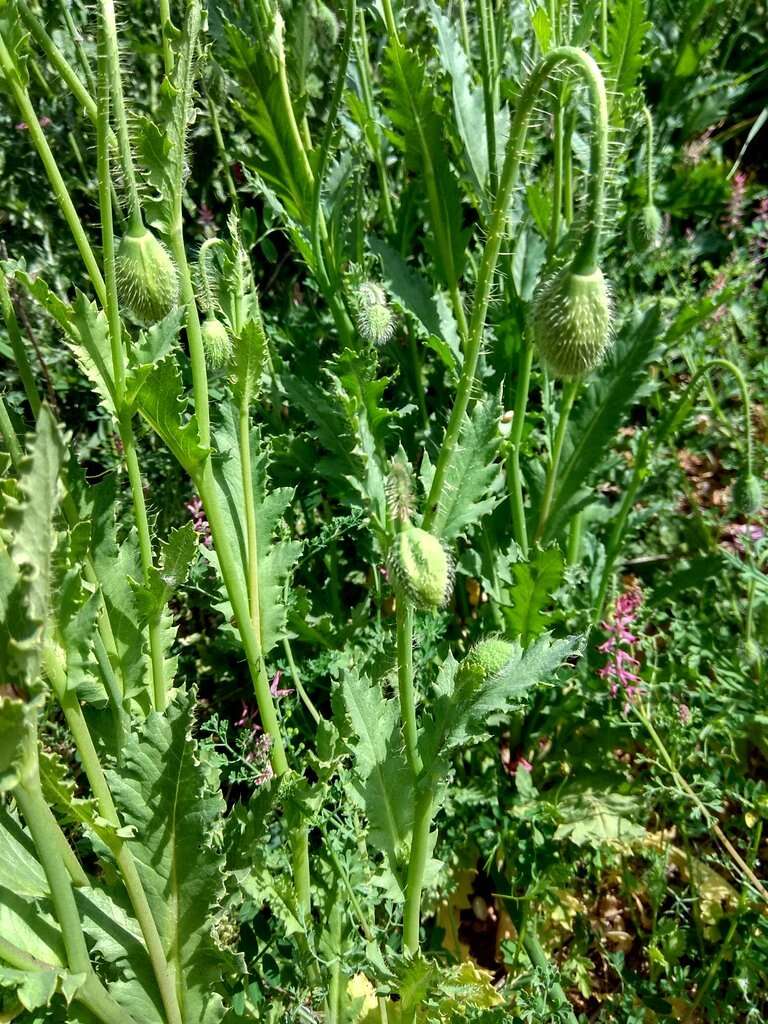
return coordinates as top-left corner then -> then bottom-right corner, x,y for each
516,757 -> 533,774
678,703 -> 691,726
235,702 -> 274,785
724,172 -> 747,237
185,495 -> 212,548
269,670 -> 294,699
598,588 -> 643,702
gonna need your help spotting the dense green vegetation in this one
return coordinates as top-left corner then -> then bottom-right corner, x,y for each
0,0 -> 766,1021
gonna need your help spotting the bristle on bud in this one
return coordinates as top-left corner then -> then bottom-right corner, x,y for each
116,227 -> 179,323
532,265 -> 613,378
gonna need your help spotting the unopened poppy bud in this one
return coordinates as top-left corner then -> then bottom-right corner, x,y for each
388,527 -> 453,610
354,282 -> 396,345
201,315 -> 233,369
733,473 -> 763,517
457,636 -> 515,688
116,226 -> 179,323
532,265 -> 613,378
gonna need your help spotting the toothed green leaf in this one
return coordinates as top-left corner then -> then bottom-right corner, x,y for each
135,352 -> 209,475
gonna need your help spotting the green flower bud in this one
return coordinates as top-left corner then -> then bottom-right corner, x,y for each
388,527 -> 453,610
733,473 -> 763,517
631,203 -> 663,250
457,636 -> 515,689
354,282 -> 396,345
201,316 -> 233,370
116,227 -> 178,323
532,266 -> 613,379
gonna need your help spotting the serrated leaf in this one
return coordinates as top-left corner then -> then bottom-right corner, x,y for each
424,395 -> 503,542
605,0 -> 650,112
421,634 -> 582,773
125,309 -> 184,409
429,3 -> 489,197
106,691 -> 227,1024
1,404 -> 64,696
90,479 -> 150,708
501,546 -> 564,641
382,42 -> 468,289
202,410 -> 301,657
340,670 -> 413,900
135,353 -> 209,475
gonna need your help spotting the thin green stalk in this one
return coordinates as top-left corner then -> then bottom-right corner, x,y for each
355,11 -> 396,235
507,341 -> 534,556
396,600 -> 422,778
15,0 -> 97,122
0,31 -> 106,305
274,20 -> 314,194
0,272 -> 41,418
96,18 -> 167,710
423,47 -> 608,529
476,0 -> 498,194
402,788 -> 433,955
458,0 -> 471,55
239,397 -> 263,645
534,377 -> 578,542
549,97 -> 564,255
205,83 -> 239,208
100,0 -> 142,224
594,357 -> 755,619
635,703 -> 768,905
0,394 -> 23,468
44,650 -> 184,1024
566,508 -> 584,565
600,0 -> 608,52
283,638 -> 322,725
61,3 -> 97,96
159,0 -> 174,77
643,105 -> 655,203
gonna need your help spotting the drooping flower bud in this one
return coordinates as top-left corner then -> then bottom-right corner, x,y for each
532,265 -> 613,378
116,227 -> 179,323
631,203 -> 663,250
457,636 -> 515,689
354,282 -> 396,345
733,472 -> 763,517
388,527 -> 453,610
201,315 -> 233,370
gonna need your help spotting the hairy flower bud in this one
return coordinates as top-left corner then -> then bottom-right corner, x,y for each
632,203 -> 663,250
354,282 -> 396,345
388,527 -> 453,610
457,637 -> 515,689
532,266 -> 613,378
201,316 -> 233,370
733,472 -> 763,517
116,227 -> 179,323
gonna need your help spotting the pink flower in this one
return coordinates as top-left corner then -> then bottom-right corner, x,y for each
598,587 -> 644,702
269,670 -> 294,699
724,172 -> 747,237
678,704 -> 691,726
185,495 -> 212,547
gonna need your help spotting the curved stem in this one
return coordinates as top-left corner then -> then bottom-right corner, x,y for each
423,46 -> 609,530
594,357 -> 755,621
534,377 -> 578,543
0,31 -> 106,305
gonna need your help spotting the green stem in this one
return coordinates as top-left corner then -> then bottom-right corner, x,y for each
396,600 -> 422,778
0,272 -> 41,418
283,638 -> 322,725
643,105 -> 655,203
635,704 -> 768,905
507,341 -> 534,556
566,508 -> 584,565
594,357 -> 755,620
159,0 -> 175,77
100,0 -> 142,223
355,12 -> 396,235
43,650 -> 184,1024
549,96 -> 564,256
0,394 -> 23,468
0,31 -> 106,305
521,928 -> 578,1023
534,377 -> 578,543
239,397 -> 263,650
402,787 -> 434,955
274,16 -> 314,195
423,46 -> 608,529
476,0 -> 498,194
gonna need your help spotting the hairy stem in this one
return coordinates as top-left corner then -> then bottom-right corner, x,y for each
396,600 -> 422,778
507,341 -> 534,556
402,787 -> 434,956
0,31 -> 106,305
534,377 -> 578,543
423,47 -> 608,529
